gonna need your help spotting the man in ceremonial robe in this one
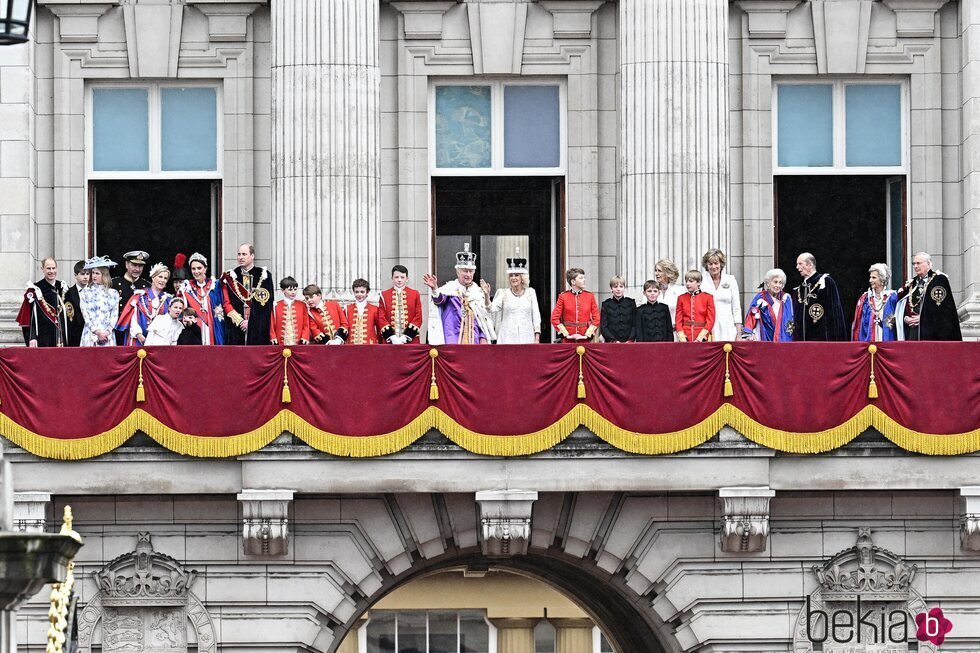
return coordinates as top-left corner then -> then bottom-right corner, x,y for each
304,284 -> 349,344
16,257 -> 68,347
380,265 -> 423,344
791,252 -> 847,341
895,252 -> 962,341
111,250 -> 151,345
423,244 -> 495,345
64,261 -> 88,347
221,243 -> 275,345
551,268 -> 600,342
674,270 -> 716,342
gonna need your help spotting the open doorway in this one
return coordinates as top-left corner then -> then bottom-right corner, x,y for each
433,177 -> 562,343
775,175 -> 906,320
89,180 -> 220,272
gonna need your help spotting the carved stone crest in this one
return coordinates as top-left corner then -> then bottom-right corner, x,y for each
793,529 -> 936,653
77,533 -> 215,653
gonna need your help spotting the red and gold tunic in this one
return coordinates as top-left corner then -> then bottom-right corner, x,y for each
379,286 -> 423,343
674,290 -> 715,342
269,299 -> 311,345
550,290 -> 599,342
344,301 -> 394,345
309,300 -> 349,343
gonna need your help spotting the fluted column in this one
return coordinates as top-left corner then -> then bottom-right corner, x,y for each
491,618 -> 536,653
961,0 -> 980,338
620,0 -> 729,287
553,618 -> 594,653
271,0 -> 381,296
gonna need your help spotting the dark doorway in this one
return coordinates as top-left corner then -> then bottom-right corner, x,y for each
776,175 -> 905,321
90,180 -> 220,274
434,177 -> 560,343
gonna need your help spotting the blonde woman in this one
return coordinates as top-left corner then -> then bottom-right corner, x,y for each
486,249 -> 541,343
654,258 -> 685,325
79,256 -> 120,347
700,248 -> 742,341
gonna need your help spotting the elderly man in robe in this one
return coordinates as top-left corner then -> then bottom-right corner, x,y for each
423,243 -> 496,344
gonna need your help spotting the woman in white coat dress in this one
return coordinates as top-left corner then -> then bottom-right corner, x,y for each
700,248 -> 742,341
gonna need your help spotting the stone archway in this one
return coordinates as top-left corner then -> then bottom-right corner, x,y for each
328,550 -> 675,653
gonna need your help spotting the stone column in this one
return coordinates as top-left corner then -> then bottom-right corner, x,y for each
553,618 -> 594,653
961,0 -> 980,338
490,618 -> 536,653
620,0 -> 729,288
271,0 -> 381,297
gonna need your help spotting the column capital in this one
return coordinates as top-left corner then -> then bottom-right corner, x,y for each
475,490 -> 538,558
237,489 -> 293,556
719,486 -> 775,553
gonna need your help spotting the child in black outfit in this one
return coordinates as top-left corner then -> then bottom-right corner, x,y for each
600,275 -> 636,342
176,307 -> 203,345
634,280 -> 672,342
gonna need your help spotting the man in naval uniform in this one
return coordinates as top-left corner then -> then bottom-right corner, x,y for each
423,243 -> 495,344
895,252 -> 962,341
791,252 -> 847,341
220,243 -> 275,345
112,250 -> 150,345
16,257 -> 68,347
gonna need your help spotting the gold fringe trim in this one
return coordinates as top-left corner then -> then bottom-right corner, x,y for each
3,404 -> 980,459
871,407 -> 980,456
728,404 -> 873,453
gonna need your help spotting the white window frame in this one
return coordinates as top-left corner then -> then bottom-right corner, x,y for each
357,610 -> 497,653
86,81 -> 223,180
429,78 -> 567,177
772,78 -> 909,176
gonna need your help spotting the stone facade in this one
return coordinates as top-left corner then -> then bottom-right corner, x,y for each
7,437 -> 980,652
2,0 -> 973,331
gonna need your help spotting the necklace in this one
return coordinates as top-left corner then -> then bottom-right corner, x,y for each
510,288 -> 525,297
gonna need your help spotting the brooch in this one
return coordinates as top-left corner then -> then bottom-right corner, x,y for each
930,286 -> 946,306
808,303 -> 825,323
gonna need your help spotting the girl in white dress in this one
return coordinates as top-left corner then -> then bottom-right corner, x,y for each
79,257 -> 120,347
700,248 -> 742,341
484,249 -> 541,344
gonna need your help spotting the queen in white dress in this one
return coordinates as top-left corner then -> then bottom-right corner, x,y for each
79,256 -> 120,347
485,249 -> 541,344
654,258 -> 685,328
700,248 -> 742,341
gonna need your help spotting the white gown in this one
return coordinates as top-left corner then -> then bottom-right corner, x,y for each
702,273 -> 742,341
490,287 -> 540,344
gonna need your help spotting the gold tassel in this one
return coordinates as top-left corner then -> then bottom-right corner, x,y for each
429,349 -> 440,401
136,349 -> 147,403
47,507 -> 81,653
723,343 -> 734,397
576,345 -> 586,399
867,344 -> 879,400
281,348 -> 292,404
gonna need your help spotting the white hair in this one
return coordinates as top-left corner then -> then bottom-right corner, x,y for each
913,252 -> 932,264
764,268 -> 787,286
868,263 -> 889,286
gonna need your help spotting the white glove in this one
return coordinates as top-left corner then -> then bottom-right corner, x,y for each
327,336 -> 344,345
388,334 -> 407,345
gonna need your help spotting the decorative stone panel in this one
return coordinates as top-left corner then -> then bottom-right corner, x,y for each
960,487 -> 980,552
12,492 -> 50,532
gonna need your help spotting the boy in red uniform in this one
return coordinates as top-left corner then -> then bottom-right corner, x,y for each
551,268 -> 600,343
303,284 -> 349,344
345,279 -> 396,345
379,265 -> 423,344
270,276 -> 310,345
675,270 -> 715,342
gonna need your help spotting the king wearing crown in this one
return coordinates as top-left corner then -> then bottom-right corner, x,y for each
423,243 -> 496,345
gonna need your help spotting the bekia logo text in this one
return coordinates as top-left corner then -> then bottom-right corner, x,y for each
806,597 -> 952,646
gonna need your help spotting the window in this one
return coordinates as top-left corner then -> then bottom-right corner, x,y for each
88,83 -> 221,178
364,610 -> 492,653
534,619 -> 555,653
432,80 -> 565,175
774,80 -> 906,174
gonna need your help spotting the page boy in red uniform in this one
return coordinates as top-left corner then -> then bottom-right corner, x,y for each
345,279 -> 396,345
379,265 -> 423,344
303,284 -> 349,344
551,267 -> 600,343
675,270 -> 715,342
270,276 -> 310,345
